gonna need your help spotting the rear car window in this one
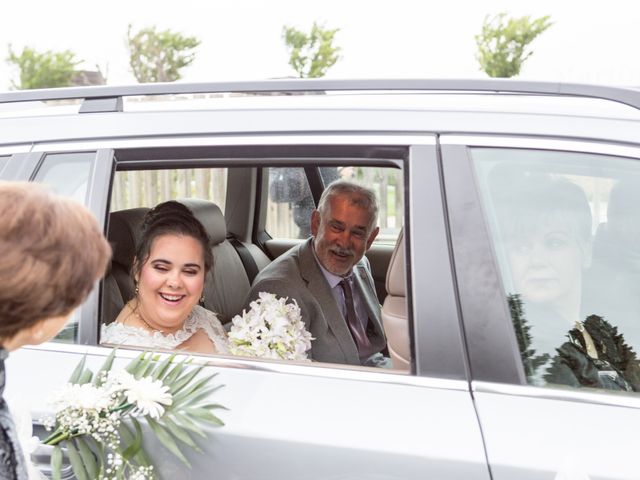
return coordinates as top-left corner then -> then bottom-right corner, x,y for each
266,166 -> 403,244
474,147 -> 640,393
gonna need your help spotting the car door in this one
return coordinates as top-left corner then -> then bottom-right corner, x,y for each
7,136 -> 490,479
442,135 -> 640,480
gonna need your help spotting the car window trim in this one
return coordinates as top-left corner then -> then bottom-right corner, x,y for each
33,134 -> 432,152
440,142 -> 526,385
25,342 -> 469,392
78,149 -> 114,344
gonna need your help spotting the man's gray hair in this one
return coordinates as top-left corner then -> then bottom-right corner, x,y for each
317,180 -> 378,231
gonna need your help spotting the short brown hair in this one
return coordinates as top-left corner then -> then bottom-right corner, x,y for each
0,182 -> 111,341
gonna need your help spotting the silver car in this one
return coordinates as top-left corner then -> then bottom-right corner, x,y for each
2,79 -> 640,479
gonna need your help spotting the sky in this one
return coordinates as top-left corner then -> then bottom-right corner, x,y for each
0,0 -> 639,89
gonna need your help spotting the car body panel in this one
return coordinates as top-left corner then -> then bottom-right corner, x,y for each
7,345 -> 490,479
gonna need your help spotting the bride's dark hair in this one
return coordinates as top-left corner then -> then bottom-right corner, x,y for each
132,201 -> 213,280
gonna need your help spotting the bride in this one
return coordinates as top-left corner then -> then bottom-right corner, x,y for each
102,201 -> 229,355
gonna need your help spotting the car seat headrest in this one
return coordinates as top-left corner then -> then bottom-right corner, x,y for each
177,198 -> 227,245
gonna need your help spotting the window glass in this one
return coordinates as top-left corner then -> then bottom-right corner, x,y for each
266,166 -> 403,243
473,147 -> 640,393
0,156 -> 9,176
111,168 -> 228,210
33,152 -> 95,204
33,152 -> 97,344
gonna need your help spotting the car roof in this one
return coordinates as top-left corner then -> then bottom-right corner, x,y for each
1,79 -> 640,147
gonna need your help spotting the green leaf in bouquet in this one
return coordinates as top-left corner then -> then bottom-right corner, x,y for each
169,364 -> 205,395
198,402 -> 228,411
162,357 -> 190,384
125,351 -> 147,374
66,439 -> 89,480
93,348 -> 117,386
170,412 -> 206,438
184,407 -> 225,426
151,352 -> 176,380
133,352 -> 155,379
162,415 -> 202,452
147,417 -> 191,467
172,384 -> 223,410
75,436 -> 99,479
51,445 -> 62,480
120,421 -> 151,467
77,367 -> 94,385
170,373 -> 218,404
68,354 -> 87,384
122,416 -> 143,460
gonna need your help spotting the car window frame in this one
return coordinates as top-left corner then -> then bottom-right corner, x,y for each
21,135 -> 469,385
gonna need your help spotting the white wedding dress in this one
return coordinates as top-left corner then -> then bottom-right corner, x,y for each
101,305 -> 229,354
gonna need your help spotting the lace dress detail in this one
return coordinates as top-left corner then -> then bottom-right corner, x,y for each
101,305 -> 229,354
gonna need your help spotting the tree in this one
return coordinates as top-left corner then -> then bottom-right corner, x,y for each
126,25 -> 200,83
6,46 -> 80,89
282,22 -> 341,78
475,13 -> 552,78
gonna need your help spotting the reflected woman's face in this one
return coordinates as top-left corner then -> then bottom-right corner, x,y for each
507,217 -> 584,309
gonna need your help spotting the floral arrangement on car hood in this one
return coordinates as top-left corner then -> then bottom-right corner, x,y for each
228,292 -> 313,361
42,350 -> 225,480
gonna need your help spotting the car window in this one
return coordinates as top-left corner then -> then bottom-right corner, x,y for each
31,152 -> 97,343
102,157 -> 410,372
0,156 -> 9,175
33,152 -> 95,204
473,147 -> 640,393
111,167 -> 228,210
266,166 -> 403,243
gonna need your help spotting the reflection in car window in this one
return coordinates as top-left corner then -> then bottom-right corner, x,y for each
266,166 -> 403,243
474,148 -> 640,393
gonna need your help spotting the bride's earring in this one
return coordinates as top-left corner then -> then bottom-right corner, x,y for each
135,283 -> 139,296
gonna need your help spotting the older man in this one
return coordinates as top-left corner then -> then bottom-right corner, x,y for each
246,180 -> 389,366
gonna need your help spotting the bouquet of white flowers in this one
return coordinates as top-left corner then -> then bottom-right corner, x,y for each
42,350 -> 224,480
228,292 -> 313,361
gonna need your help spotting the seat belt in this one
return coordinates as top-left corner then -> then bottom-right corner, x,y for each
228,236 -> 260,284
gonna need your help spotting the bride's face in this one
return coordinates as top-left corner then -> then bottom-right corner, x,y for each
136,233 -> 205,332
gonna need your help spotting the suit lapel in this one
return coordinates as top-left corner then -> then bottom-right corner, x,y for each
298,239 -> 360,363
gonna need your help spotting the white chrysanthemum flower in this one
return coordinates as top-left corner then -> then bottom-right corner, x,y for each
119,375 -> 173,419
50,383 -> 113,411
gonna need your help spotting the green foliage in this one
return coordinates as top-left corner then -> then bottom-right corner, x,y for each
6,45 -> 80,89
475,12 -> 552,78
45,350 -> 225,479
282,22 -> 341,78
127,24 -> 201,83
